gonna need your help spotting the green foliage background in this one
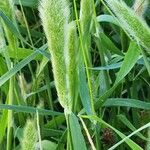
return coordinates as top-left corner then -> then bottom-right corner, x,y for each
0,0 -> 150,149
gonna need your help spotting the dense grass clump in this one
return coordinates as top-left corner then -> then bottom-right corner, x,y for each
0,0 -> 149,150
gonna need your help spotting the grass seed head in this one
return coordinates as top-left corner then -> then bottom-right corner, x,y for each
64,21 -> 78,109
21,119 -> 37,150
39,0 -> 73,109
104,0 -> 150,53
133,0 -> 148,16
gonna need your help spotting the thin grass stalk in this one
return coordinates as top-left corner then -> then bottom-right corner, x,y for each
146,127 -> 150,150
6,74 -> 14,150
44,66 -> 54,110
65,22 -> 78,111
19,1 -> 37,79
65,111 -> 73,150
0,3 -> 15,144
36,110 -> 42,150
79,117 -> 96,150
73,0 -> 95,115
19,0 -> 34,46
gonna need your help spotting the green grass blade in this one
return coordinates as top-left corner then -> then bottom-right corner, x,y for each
117,114 -> 148,141
95,42 -> 140,109
0,109 -> 8,143
81,115 -> 143,150
7,47 -> 43,60
0,104 -> 63,116
79,66 -> 93,115
103,98 -> 150,110
95,32 -> 124,56
0,9 -> 32,47
0,45 -> 47,87
14,0 -> 38,8
115,42 -> 140,83
0,51 -> 38,87
103,0 -> 150,54
89,62 -> 122,71
109,122 -> 150,150
97,14 -> 119,26
69,112 -> 87,150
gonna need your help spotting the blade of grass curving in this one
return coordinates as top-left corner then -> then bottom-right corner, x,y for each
0,45 -> 47,87
81,115 -> 143,150
103,98 -> 150,110
97,14 -> 119,26
0,9 -> 32,47
25,82 -> 54,99
0,104 -> 63,116
89,57 -> 147,71
109,122 -> 150,150
0,51 -> 38,87
117,114 -> 148,141
95,42 -> 141,109
73,0 -> 95,114
7,47 -> 43,60
115,42 -> 140,84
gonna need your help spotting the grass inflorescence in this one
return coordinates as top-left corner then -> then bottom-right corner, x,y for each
0,0 -> 149,150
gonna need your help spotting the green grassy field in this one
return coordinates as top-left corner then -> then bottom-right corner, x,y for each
0,0 -> 150,149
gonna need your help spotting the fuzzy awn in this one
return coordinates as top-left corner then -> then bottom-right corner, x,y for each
39,0 -> 69,109
64,22 -> 78,110
103,0 -> 150,54
80,0 -> 93,35
21,120 -> 37,150
39,0 -> 77,111
133,0 -> 148,16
